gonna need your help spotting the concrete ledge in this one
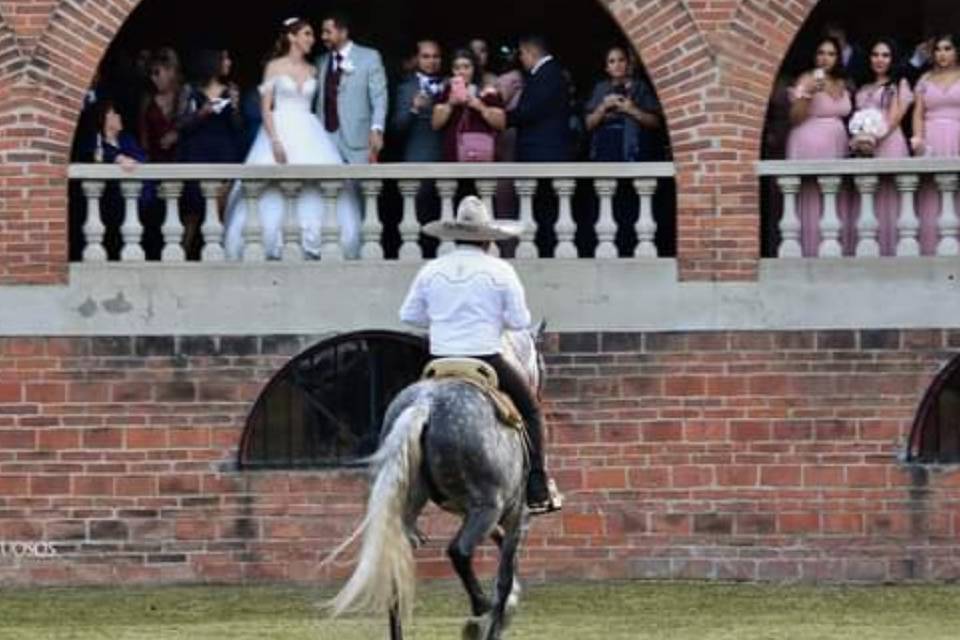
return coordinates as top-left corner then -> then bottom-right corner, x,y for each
0,258 -> 958,335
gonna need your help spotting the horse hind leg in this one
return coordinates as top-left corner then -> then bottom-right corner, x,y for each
483,508 -> 524,640
389,601 -> 403,640
448,506 -> 501,618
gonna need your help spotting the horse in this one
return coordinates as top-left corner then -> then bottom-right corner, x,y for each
325,323 -> 546,640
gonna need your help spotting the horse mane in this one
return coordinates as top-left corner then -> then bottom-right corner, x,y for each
502,329 -> 541,394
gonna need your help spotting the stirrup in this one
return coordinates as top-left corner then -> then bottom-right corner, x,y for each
527,478 -> 563,516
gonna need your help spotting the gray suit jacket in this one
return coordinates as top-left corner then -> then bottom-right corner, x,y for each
316,43 -> 388,164
391,75 -> 443,162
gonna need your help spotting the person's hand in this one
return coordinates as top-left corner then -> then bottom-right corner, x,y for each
116,155 -> 139,172
159,130 -> 178,149
271,139 -> 288,164
812,69 -> 826,92
229,85 -> 240,109
910,135 -> 925,156
849,136 -> 876,157
369,130 -> 384,156
914,40 -> 932,64
615,96 -> 635,113
466,95 -> 485,111
412,91 -> 430,112
601,94 -> 620,111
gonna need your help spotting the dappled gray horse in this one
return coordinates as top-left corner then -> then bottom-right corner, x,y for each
327,325 -> 545,640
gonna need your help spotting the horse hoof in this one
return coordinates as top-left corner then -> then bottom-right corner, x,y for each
462,616 -> 487,640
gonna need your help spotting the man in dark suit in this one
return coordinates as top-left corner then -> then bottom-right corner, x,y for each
508,35 -> 573,162
392,40 -> 444,162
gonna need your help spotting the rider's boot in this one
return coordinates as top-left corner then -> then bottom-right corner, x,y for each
523,405 -> 562,515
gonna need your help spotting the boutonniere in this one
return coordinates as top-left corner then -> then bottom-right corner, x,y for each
339,59 -> 355,75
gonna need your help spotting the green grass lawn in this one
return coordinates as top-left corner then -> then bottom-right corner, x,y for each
0,581 -> 958,639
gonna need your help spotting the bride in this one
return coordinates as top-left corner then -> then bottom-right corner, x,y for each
223,17 -> 361,260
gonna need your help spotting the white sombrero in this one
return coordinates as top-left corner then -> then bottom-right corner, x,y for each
422,196 -> 524,242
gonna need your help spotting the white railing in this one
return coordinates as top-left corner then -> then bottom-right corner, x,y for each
758,159 -> 960,258
68,163 -> 675,263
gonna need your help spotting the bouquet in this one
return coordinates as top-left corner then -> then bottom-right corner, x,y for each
848,107 -> 888,157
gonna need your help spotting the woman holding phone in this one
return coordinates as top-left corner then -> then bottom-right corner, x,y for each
786,36 -> 852,256
584,45 -> 662,162
431,48 -> 506,162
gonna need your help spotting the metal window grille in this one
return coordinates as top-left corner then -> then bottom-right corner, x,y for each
239,331 -> 429,469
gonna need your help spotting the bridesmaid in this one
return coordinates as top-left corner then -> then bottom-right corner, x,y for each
786,37 -> 852,257
912,34 -> 960,255
854,38 -> 913,256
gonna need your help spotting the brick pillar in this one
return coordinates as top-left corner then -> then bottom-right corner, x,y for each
604,0 -> 820,281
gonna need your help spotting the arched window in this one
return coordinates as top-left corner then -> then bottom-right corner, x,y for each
908,356 -> 960,463
239,331 -> 429,469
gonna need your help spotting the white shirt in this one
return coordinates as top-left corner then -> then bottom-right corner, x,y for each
399,246 -> 532,356
531,55 -> 554,76
333,41 -> 353,71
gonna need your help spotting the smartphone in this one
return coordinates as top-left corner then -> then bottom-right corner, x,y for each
210,97 -> 230,114
450,76 -> 468,103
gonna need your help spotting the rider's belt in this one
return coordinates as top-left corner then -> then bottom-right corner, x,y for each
422,358 -> 524,430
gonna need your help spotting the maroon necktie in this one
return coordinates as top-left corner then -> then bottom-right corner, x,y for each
324,53 -> 342,132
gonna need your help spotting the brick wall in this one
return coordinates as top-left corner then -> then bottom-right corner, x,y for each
2,330 -> 960,586
0,0 -> 826,283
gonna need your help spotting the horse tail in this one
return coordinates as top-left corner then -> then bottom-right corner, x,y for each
327,401 -> 429,621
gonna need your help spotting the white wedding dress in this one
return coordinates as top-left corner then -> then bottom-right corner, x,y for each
223,74 -> 361,260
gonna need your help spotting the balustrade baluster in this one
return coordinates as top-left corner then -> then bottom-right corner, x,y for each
81,181 -> 107,262
816,176 -> 842,257
241,180 -> 266,262
119,181 -> 145,262
854,175 -> 880,258
895,174 -> 920,257
398,180 -> 423,261
436,180 -> 457,256
513,179 -> 538,259
552,179 -> 577,258
935,173 -> 959,256
199,181 -> 225,262
360,180 -> 384,260
320,180 -> 344,261
278,181 -> 304,262
776,176 -> 802,258
159,181 -> 185,262
594,179 -> 618,259
634,178 -> 658,258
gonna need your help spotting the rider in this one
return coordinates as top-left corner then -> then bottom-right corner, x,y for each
399,196 -> 561,515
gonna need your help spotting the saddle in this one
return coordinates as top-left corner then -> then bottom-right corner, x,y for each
422,358 -> 524,431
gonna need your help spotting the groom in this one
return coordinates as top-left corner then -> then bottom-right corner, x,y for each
316,11 -> 388,164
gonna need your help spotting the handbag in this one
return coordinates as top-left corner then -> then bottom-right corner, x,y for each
455,110 -> 495,162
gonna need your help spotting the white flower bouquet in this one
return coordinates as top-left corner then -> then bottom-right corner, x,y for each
848,107 -> 888,157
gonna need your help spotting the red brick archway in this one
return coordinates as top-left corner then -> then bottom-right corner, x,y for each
0,0 -> 824,285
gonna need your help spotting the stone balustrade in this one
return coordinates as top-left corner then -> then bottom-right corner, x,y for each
68,163 -> 676,263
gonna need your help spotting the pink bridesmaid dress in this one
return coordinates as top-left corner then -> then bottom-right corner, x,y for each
854,79 -> 913,256
915,76 -> 960,255
786,86 -> 852,256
